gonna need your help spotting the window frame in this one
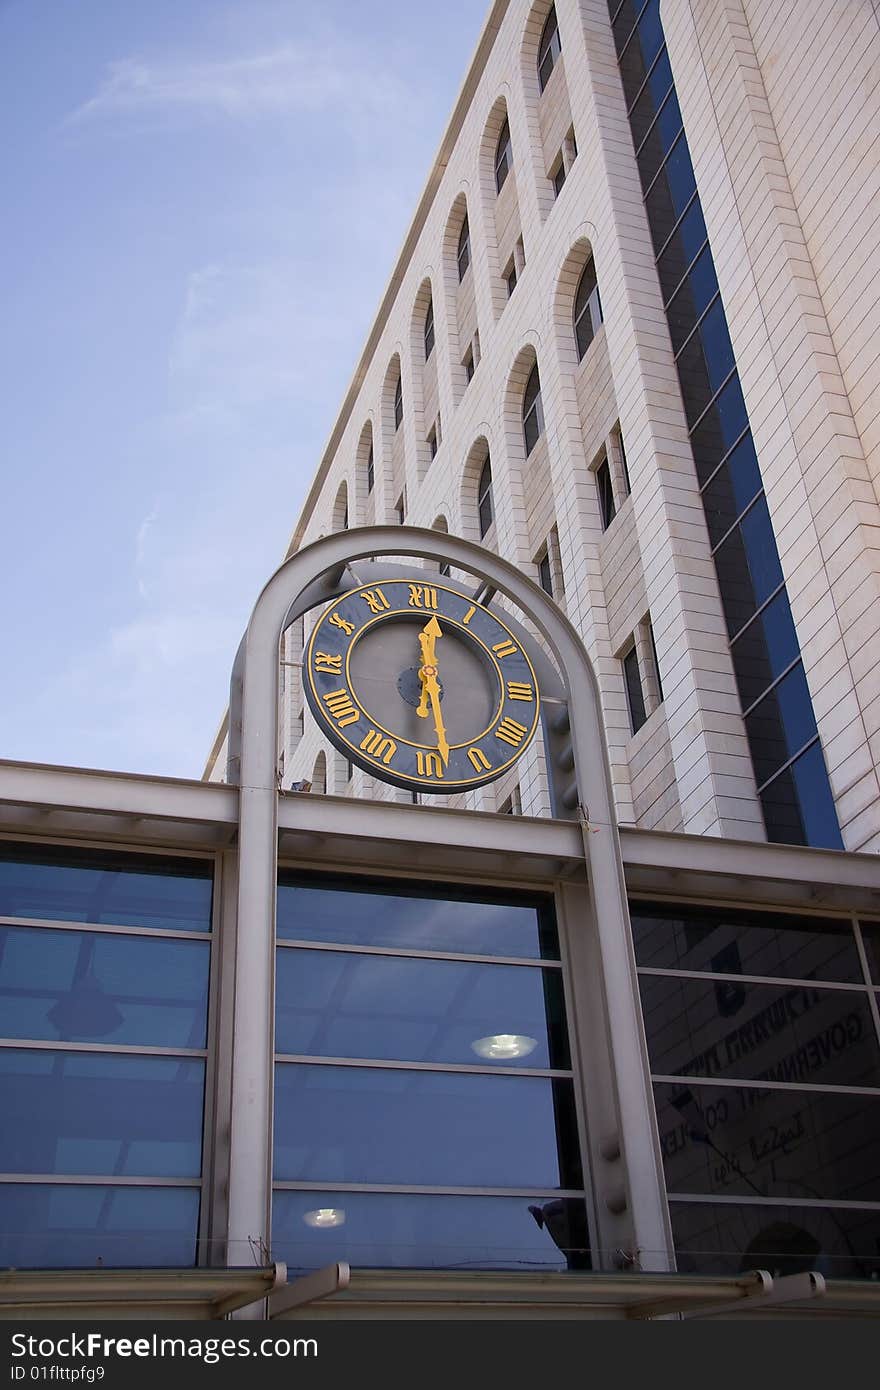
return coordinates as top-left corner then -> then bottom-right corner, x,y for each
477,457 -> 494,539
538,6 -> 562,92
495,118 -> 512,193
457,217 -> 471,282
522,364 -> 544,457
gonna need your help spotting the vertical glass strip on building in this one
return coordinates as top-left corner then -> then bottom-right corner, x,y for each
608,0 -> 842,848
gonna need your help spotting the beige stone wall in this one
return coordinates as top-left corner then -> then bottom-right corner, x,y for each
206,0 -> 880,850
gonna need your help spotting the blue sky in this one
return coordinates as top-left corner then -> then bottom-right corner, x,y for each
1,0 -> 486,777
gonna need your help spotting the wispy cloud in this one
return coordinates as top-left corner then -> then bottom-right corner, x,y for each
68,43 -> 408,126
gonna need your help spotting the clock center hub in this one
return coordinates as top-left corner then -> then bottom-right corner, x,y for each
397,666 -> 444,709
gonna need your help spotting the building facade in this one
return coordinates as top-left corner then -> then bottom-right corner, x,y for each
206,0 -> 880,859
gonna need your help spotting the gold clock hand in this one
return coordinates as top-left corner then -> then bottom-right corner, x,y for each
417,616 -> 443,719
426,675 -> 449,765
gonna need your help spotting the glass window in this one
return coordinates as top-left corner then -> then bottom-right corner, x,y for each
654,1082 -> 880,1203
0,846 -> 213,932
745,663 -> 819,786
656,198 -> 707,297
630,901 -> 865,983
701,434 -> 762,546
0,926 -> 210,1047
859,921 -> 880,984
464,347 -> 475,383
670,1201 -> 880,1279
730,590 -> 800,710
457,217 -> 470,281
0,1184 -> 200,1270
274,1064 -> 582,1189
522,364 -> 544,455
636,87 -> 683,191
616,0 -> 662,107
636,0 -> 664,69
761,741 -> 843,850
638,974 -> 880,1087
714,495 -> 784,638
666,247 -> 719,352
393,373 -> 403,430
552,159 -> 566,197
495,117 -> 512,193
644,131 -> 696,232
676,298 -> 736,427
538,6 -> 561,92
689,374 -> 749,485
596,456 -> 616,529
623,643 -> 647,734
277,874 -> 558,959
573,259 -> 603,359
0,1050 -> 206,1176
628,47 -> 674,149
276,948 -> 569,1069
611,1 -> 643,60
505,259 -> 517,298
478,457 -> 494,537
273,1190 -> 590,1274
366,443 -> 374,494
538,550 -> 553,596
424,298 -> 435,360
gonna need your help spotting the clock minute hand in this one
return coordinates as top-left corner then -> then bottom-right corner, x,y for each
426,673 -> 449,765
416,616 -> 443,719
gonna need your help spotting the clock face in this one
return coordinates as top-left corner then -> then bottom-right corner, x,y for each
303,579 -> 541,793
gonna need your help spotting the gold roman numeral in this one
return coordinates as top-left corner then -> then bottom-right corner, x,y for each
462,605 -> 476,625
468,747 -> 491,771
506,681 -> 534,702
493,639 -> 518,659
359,728 -> 397,765
495,717 -> 528,748
314,651 -> 342,673
322,688 -> 359,728
329,611 -> 355,635
416,751 -> 445,778
361,588 -> 390,614
408,585 -> 438,609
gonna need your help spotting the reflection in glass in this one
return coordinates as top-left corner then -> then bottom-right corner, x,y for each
860,921 -> 880,983
670,1200 -> 880,1279
730,592 -> 800,710
0,846 -> 212,932
273,1064 -> 582,1190
654,1082 -> 880,1202
690,375 -> 748,484
746,665 -> 818,787
272,1190 -> 590,1273
0,1184 -> 200,1269
275,947 -> 568,1068
638,975 -> 880,1088
0,1050 -> 205,1177
630,901 -> 863,982
0,927 -> 210,1047
277,875 -> 558,959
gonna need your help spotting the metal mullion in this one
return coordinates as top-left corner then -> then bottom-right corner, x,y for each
853,920 -> 880,1048
651,1072 -> 880,1098
0,914 -> 212,941
274,1052 -> 571,1080
685,366 -> 739,437
755,734 -> 820,795
728,580 -> 786,645
697,423 -> 753,495
0,1037 -> 207,1059
639,966 -> 872,994
709,488 -> 765,558
0,1173 -> 201,1187
275,937 -> 561,969
739,655 -> 802,720
672,289 -> 721,363
661,236 -> 710,311
273,1180 -> 585,1198
666,1192 -> 880,1211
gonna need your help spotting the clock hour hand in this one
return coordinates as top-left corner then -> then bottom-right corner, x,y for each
426,673 -> 449,765
417,616 -> 443,719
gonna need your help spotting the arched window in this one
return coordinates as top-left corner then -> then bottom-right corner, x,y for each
366,443 -> 374,494
538,6 -> 561,92
424,298 -> 435,360
573,258 -> 603,359
478,457 -> 494,537
522,364 -> 544,456
495,118 -> 512,193
457,217 -> 471,281
393,372 -> 403,430
311,752 -> 327,795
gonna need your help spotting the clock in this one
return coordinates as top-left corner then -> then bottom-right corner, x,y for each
303,578 -> 541,793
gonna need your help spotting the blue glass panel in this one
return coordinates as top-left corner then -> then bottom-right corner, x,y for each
761,742 -> 842,850
655,1083 -> 880,1201
612,0 -> 643,59
636,88 -> 683,189
689,374 -> 749,484
645,131 -> 696,229
740,495 -> 784,603
0,1051 -> 205,1176
670,1201 -> 880,1279
275,948 -> 569,1069
638,974 -> 880,1086
630,900 -> 863,982
655,198 -> 707,296
746,664 -> 818,786
273,1064 -> 582,1189
0,847 -> 212,932
730,590 -> 801,709
628,48 -> 673,146
676,297 -> 736,427
666,248 -> 719,353
277,876 -> 558,959
715,496 -> 784,637
702,434 -> 762,544
273,1190 -> 590,1274
637,0 -> 664,67
0,1184 -> 200,1268
0,927 -> 209,1047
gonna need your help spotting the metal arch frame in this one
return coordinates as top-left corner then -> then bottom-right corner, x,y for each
225,525 -> 673,1293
